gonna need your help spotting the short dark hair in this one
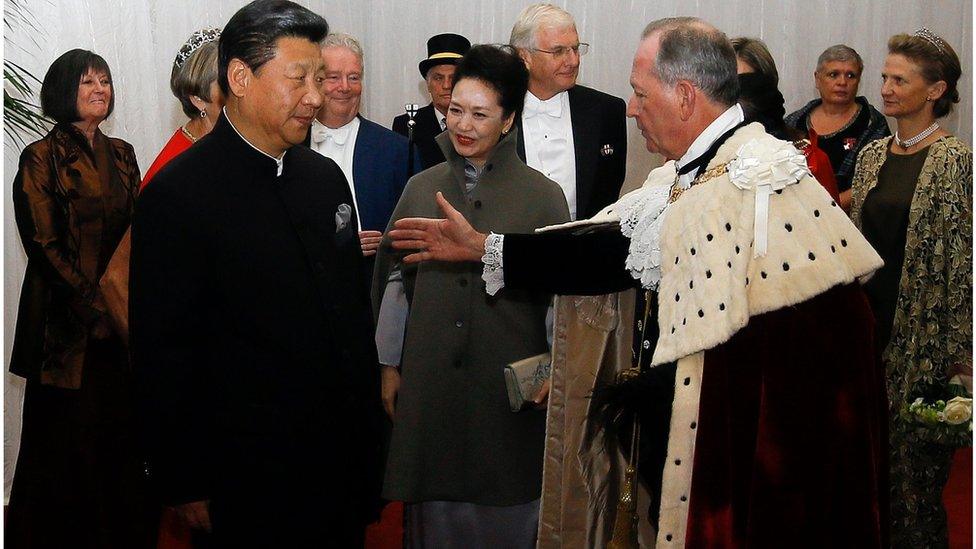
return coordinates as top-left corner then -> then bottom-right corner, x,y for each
453,44 -> 529,118
737,73 -> 803,142
40,49 -> 115,124
218,0 -> 329,96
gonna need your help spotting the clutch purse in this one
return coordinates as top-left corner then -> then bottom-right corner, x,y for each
503,352 -> 552,412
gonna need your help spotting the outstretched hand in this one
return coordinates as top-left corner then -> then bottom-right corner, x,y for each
390,192 -> 488,264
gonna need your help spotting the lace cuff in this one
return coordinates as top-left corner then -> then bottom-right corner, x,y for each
482,232 -> 505,296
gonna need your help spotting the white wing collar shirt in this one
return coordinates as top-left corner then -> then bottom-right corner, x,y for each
522,90 -> 578,220
674,103 -> 744,189
311,117 -> 362,221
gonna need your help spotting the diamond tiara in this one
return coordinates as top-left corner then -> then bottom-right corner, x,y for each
175,28 -> 221,69
913,26 -> 946,54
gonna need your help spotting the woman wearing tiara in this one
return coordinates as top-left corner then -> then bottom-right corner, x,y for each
850,28 -> 972,548
142,28 -> 223,187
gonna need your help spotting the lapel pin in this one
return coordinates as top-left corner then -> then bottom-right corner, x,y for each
601,144 -> 614,156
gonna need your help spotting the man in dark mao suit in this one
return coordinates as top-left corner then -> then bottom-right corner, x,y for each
130,1 -> 384,547
511,3 -> 628,220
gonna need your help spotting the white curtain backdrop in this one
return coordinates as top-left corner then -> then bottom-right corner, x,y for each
4,0 -> 972,501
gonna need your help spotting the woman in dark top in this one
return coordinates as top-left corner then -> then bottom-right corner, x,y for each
786,44 -> 890,210
7,50 -> 150,548
850,29 -> 971,549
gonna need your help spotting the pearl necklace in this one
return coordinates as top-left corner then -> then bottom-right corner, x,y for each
894,122 -> 939,149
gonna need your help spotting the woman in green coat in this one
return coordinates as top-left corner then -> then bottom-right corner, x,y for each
372,45 -> 569,547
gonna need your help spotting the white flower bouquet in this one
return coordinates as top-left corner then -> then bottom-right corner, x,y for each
906,378 -> 973,447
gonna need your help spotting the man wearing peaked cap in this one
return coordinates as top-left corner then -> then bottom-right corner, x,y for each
392,33 -> 471,170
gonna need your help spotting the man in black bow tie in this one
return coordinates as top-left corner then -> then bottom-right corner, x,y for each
131,2 -> 384,546
510,3 -> 628,220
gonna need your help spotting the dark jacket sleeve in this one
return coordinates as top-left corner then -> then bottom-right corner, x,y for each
392,113 -> 408,138
597,96 -> 628,207
503,229 -> 636,295
130,179 -> 213,505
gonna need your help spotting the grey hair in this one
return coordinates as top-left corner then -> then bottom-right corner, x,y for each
322,32 -> 364,67
510,3 -> 576,50
816,44 -> 863,74
641,17 -> 739,106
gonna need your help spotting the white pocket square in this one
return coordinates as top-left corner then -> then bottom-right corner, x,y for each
335,203 -> 352,232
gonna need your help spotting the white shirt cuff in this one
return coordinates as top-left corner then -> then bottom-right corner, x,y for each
482,232 -> 505,296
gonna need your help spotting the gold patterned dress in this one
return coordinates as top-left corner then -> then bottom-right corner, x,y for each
851,135 -> 973,548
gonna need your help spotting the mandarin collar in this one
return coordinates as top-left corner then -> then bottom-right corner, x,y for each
214,107 -> 288,177
436,126 -> 522,192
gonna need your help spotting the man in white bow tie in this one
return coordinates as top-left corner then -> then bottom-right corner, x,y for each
308,32 -> 416,273
510,3 -> 628,220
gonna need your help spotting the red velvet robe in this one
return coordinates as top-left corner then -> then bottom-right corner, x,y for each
685,282 -> 887,547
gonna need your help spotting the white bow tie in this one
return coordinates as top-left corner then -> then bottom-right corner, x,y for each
312,124 -> 350,146
523,95 -> 562,119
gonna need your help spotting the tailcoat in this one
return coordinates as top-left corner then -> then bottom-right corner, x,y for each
515,84 -> 628,220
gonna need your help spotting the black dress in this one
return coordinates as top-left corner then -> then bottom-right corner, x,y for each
860,145 -> 929,350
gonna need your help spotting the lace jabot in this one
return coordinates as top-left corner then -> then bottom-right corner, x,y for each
615,162 -> 676,290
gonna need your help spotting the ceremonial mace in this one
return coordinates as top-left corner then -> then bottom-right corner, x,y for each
404,103 -> 420,176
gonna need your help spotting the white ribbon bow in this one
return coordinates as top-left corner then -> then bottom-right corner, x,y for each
727,139 -> 811,257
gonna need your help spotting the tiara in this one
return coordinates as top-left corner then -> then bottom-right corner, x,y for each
175,27 -> 221,69
913,27 -> 946,54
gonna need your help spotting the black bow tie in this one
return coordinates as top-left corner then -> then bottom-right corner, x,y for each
676,120 -> 751,176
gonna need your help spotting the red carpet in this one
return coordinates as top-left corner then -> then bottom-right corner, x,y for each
362,450 -> 974,549
8,452 -> 965,548
365,501 -> 404,548
944,448 -> 973,549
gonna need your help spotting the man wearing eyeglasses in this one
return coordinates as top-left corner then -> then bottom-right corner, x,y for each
510,3 -> 627,221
